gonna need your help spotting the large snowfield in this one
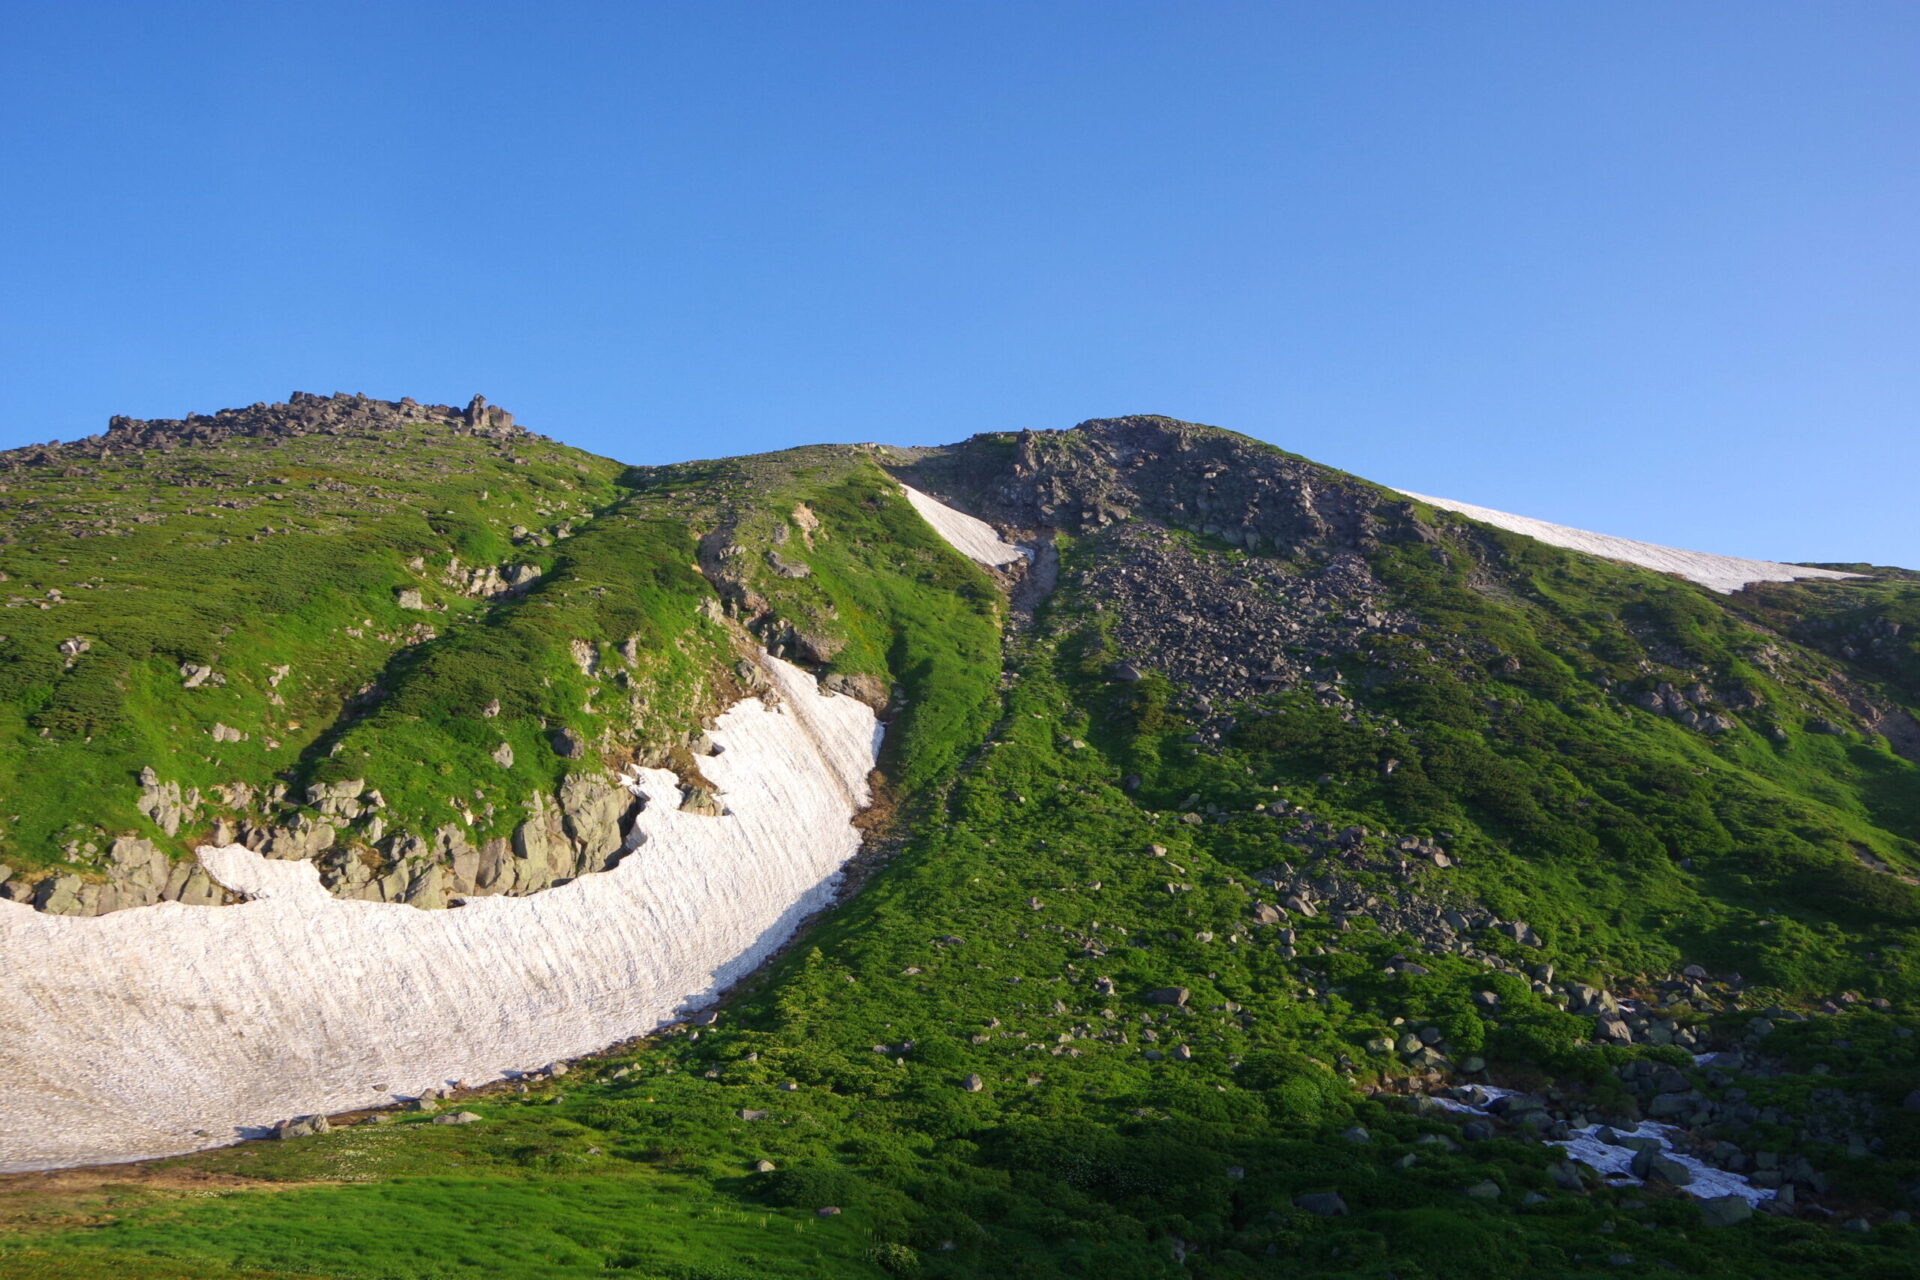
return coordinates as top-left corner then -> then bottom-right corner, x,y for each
1398,491 -> 1862,594
0,655 -> 881,1172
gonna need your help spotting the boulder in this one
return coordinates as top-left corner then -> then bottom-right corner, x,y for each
1699,1195 -> 1752,1227
1146,987 -> 1190,1007
766,549 -> 811,579
1549,1161 -> 1587,1192
1646,1092 -> 1700,1120
1630,1148 -> 1693,1186
97,836 -> 171,912
821,671 -> 889,709
1293,1192 -> 1348,1217
558,772 -> 637,868
33,874 -> 97,916
272,1114 -> 330,1140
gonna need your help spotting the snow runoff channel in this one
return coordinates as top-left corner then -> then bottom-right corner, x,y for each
1396,491 -> 1861,595
0,654 -> 881,1173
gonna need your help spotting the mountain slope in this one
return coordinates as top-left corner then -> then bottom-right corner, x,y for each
3,401 -> 1920,1279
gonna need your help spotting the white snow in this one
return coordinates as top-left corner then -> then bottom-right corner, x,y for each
1552,1119 -> 1773,1205
1427,1084 -> 1772,1204
898,482 -> 1030,566
0,654 -> 882,1173
1396,490 -> 1862,594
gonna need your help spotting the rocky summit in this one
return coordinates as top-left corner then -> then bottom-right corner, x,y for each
1,395 -> 1919,1279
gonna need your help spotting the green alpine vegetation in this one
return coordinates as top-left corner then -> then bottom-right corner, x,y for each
3,397 -> 1920,1279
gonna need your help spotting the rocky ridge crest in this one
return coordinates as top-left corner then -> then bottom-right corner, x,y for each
3,392 -> 523,469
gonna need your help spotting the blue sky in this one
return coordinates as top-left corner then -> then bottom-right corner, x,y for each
3,3 -> 1915,567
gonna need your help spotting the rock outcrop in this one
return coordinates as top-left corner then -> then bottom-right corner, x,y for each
99,392 -> 521,452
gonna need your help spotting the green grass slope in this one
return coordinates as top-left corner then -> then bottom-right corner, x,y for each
4,412 -> 1920,1278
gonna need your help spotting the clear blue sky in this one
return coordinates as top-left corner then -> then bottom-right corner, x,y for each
3,3 -> 1915,567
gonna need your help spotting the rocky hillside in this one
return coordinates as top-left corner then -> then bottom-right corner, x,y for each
0,395 -> 1001,914
4,400 -> 1920,1279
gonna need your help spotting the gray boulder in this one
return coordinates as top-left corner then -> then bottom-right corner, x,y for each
1293,1192 -> 1348,1217
1699,1195 -> 1752,1227
1630,1148 -> 1693,1186
273,1114 -> 331,1139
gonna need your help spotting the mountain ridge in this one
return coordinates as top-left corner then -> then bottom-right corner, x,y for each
4,393 -> 1920,1277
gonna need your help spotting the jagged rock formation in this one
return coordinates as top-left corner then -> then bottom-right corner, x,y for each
99,392 -> 519,452
3,392 -> 524,472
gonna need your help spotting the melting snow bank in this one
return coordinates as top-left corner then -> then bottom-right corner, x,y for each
1396,490 -> 1862,595
898,482 -> 1031,567
1431,1085 -> 1773,1205
0,654 -> 882,1173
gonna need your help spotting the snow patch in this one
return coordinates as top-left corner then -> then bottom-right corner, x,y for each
1432,1084 -> 1772,1204
1397,490 -> 1862,594
0,654 -> 882,1173
898,482 -> 1030,566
